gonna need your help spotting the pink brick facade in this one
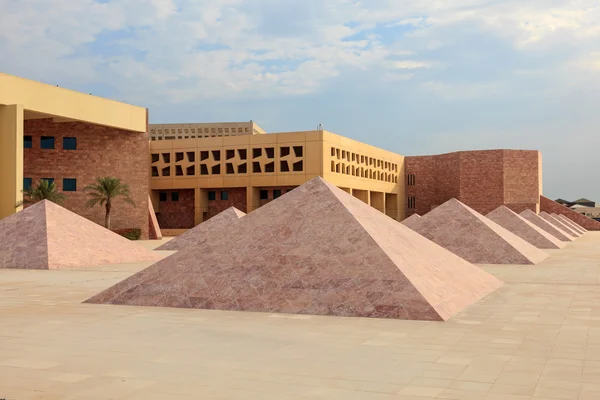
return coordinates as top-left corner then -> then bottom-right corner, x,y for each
206,187 -> 247,219
23,118 -> 150,239
155,189 -> 195,229
405,150 -> 541,217
540,196 -> 600,231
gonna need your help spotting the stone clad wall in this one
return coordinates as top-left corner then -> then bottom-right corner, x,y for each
23,118 -> 150,238
155,189 -> 195,229
540,196 -> 600,230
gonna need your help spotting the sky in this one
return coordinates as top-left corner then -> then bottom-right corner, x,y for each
1,0 -> 600,201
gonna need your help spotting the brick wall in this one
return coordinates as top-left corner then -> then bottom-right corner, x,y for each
156,189 -> 195,229
207,187 -> 247,219
258,186 -> 298,207
23,118 -> 150,238
405,150 -> 541,217
540,195 -> 600,230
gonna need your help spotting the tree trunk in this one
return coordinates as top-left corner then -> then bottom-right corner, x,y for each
105,201 -> 111,229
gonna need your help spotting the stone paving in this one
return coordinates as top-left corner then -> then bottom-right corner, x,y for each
2,235 -> 600,399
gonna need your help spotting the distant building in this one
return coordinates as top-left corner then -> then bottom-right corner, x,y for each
553,198 -> 596,208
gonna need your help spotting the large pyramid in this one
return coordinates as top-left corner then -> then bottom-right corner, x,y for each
86,178 -> 502,321
539,212 -> 580,237
486,206 -> 565,249
519,210 -> 573,242
401,213 -> 421,229
555,214 -> 586,234
0,200 -> 160,269
156,207 -> 245,251
402,199 -> 548,265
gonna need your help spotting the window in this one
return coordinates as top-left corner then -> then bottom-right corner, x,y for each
273,189 -> 282,199
24,136 -> 32,149
221,191 -> 229,201
41,136 -> 55,149
63,137 -> 77,150
408,196 -> 416,209
171,192 -> 179,201
151,154 -> 159,163
208,191 -> 216,201
407,174 -> 416,186
63,178 -> 77,192
259,190 -> 268,200
159,192 -> 168,202
42,178 -> 54,185
23,178 -> 32,191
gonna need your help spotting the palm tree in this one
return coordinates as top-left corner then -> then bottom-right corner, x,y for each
84,177 -> 135,229
17,180 -> 66,207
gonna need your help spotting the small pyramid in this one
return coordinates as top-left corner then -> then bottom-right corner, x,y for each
539,212 -> 578,239
554,214 -> 586,234
519,210 -> 573,242
156,207 -> 246,251
0,200 -> 160,269
405,199 -> 548,265
545,212 -> 583,236
486,206 -> 565,249
401,213 -> 421,229
86,177 -> 502,321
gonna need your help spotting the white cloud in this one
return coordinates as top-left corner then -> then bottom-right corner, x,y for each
393,61 -> 432,69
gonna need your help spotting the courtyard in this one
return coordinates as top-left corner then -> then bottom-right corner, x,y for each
2,235 -> 600,400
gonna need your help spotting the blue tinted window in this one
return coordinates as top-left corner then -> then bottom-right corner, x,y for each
220,191 -> 229,201
171,192 -> 179,201
23,178 -> 32,190
42,178 -> 54,186
63,178 -> 76,192
208,191 -> 216,201
63,137 -> 77,150
24,136 -> 32,148
41,136 -> 55,149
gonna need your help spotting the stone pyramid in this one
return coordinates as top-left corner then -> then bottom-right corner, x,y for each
0,200 -> 160,269
486,206 -> 565,249
401,213 -> 421,229
519,210 -> 573,242
404,199 -> 548,265
539,212 -> 578,239
554,214 -> 586,234
540,212 -> 581,237
156,207 -> 246,251
86,177 -> 502,321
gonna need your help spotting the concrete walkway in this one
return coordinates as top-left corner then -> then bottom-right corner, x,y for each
2,235 -> 600,399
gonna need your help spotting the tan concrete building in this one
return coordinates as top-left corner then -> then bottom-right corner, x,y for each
149,121 -> 265,141
149,130 -> 405,235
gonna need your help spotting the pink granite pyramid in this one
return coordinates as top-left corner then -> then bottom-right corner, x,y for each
554,214 -> 586,234
519,210 -> 573,242
156,207 -> 246,251
86,177 -> 502,321
0,200 -> 160,269
539,212 -> 578,239
404,199 -> 548,265
486,206 -> 566,249
401,213 -> 421,229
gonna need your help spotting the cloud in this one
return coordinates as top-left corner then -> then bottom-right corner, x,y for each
393,60 -> 433,69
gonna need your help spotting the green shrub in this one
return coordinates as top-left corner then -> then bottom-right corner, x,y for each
112,228 -> 142,241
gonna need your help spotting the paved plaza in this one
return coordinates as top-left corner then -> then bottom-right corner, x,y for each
2,235 -> 600,399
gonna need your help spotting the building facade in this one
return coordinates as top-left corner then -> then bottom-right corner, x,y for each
149,121 -> 265,141
149,130 -> 405,235
0,73 -> 153,239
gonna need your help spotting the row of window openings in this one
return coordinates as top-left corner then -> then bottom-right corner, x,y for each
151,127 -> 250,135
407,174 -> 416,186
152,160 -> 303,177
23,178 -> 77,191
24,136 -> 77,150
330,147 -> 397,171
407,197 -> 416,209
151,147 -> 303,164
331,162 -> 398,183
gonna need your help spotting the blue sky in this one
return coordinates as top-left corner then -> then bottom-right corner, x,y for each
2,0 -> 600,201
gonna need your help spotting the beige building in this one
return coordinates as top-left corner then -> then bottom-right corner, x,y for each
149,129 -> 405,235
149,121 -> 266,141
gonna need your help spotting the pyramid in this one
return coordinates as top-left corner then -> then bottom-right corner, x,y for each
519,210 -> 574,242
555,214 -> 587,234
539,212 -> 578,238
156,207 -> 245,251
0,200 -> 160,269
486,206 -> 565,249
86,178 -> 502,321
403,199 -> 548,265
401,213 -> 421,229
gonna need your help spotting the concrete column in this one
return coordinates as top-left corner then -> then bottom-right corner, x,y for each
247,186 -> 260,214
195,188 -> 208,225
0,104 -> 23,220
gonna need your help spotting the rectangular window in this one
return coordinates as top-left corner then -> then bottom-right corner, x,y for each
159,192 -> 168,202
407,174 -> 416,186
273,189 -> 282,199
259,190 -> 268,200
208,191 -> 216,201
23,177 -> 32,190
221,191 -> 229,201
408,196 -> 416,209
41,136 -> 55,149
63,137 -> 77,150
42,178 -> 55,186
24,136 -> 32,149
62,178 -> 77,192
171,192 -> 179,201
